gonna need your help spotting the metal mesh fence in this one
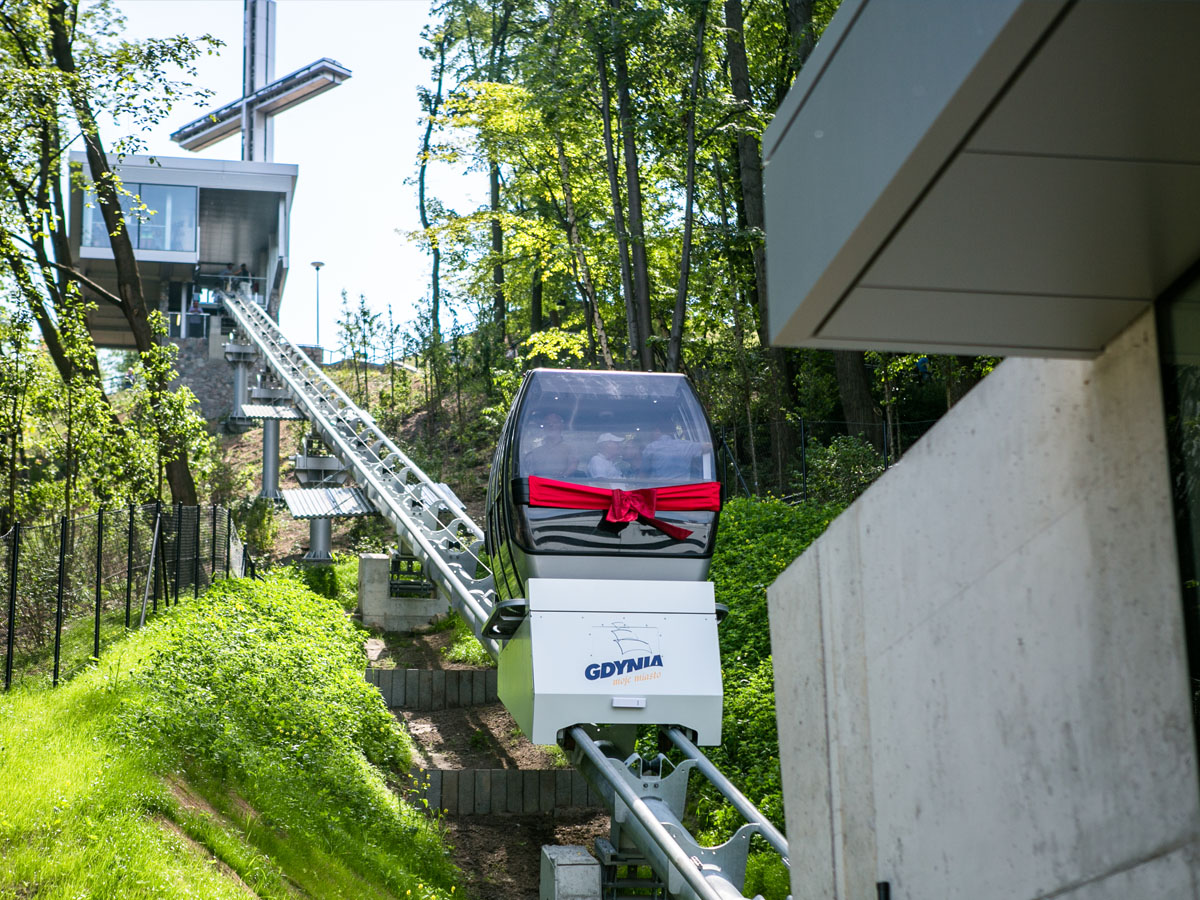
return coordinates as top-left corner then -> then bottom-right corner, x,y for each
716,417 -> 942,500
2,504 -> 247,691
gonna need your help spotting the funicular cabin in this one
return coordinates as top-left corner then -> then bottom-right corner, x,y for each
486,369 -> 723,601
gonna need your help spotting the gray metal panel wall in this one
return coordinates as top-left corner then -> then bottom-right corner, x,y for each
762,0 -> 1064,346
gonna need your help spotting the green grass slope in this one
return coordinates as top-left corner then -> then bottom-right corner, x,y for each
0,573 -> 460,900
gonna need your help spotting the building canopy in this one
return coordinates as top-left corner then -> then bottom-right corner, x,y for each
764,0 -> 1200,357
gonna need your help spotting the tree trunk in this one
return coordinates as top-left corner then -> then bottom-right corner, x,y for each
781,0 -> 817,103
486,2 -> 514,348
667,1 -> 708,373
945,355 -> 982,408
418,35 -> 446,349
597,47 -> 638,366
724,0 -> 769,345
49,0 -> 196,505
531,256 -> 544,333
610,0 -> 653,370
556,137 -> 614,369
834,350 -> 884,452
490,161 -> 506,344
419,34 -> 447,413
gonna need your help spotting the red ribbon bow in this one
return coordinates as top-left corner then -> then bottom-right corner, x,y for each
526,476 -> 720,540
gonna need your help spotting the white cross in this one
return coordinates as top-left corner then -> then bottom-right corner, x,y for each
170,0 -> 350,162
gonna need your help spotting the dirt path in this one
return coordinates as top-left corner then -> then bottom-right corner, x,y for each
375,632 -> 610,900
444,812 -> 611,900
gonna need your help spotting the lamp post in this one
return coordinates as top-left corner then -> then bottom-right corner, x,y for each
311,261 -> 324,354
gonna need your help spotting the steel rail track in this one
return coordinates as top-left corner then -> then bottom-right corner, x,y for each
220,291 -> 788,899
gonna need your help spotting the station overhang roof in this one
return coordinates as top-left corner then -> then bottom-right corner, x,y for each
763,0 -> 1200,358
69,152 -> 298,195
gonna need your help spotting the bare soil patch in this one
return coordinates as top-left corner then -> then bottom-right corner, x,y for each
444,811 -> 611,900
370,628 -> 486,671
402,701 -> 559,771
381,630 -> 609,898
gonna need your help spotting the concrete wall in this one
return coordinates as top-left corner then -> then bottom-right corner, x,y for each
769,310 -> 1200,899
407,767 -> 603,817
366,666 -> 497,710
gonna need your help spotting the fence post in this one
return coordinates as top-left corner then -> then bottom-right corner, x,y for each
210,504 -> 217,584
193,506 -> 201,600
94,507 -> 104,659
152,500 -> 162,613
225,508 -> 232,578
53,516 -> 67,687
4,522 -> 20,692
125,503 -> 135,628
172,502 -> 183,606
799,417 -> 808,501
882,419 -> 890,470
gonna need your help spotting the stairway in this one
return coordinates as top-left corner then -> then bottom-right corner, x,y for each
365,642 -> 604,818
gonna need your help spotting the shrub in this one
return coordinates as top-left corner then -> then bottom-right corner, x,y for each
711,496 -> 842,665
123,574 -> 456,896
347,514 -> 394,553
793,434 -> 885,506
293,552 -> 359,612
691,496 -> 843,899
441,611 -> 494,667
232,496 -> 278,554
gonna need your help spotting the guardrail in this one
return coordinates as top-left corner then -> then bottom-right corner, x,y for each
220,288 -> 502,658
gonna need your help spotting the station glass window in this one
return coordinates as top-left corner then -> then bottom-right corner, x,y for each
1158,262 -> 1200,757
81,183 -> 197,253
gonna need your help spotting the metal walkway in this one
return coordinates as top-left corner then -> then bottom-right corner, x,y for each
219,289 -> 789,900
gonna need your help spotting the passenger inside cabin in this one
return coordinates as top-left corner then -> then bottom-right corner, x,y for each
522,412 -> 577,478
588,432 -> 626,480
641,424 -> 711,482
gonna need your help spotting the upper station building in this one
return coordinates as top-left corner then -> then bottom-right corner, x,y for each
68,0 -> 348,421
70,153 -> 298,349
763,2 -> 1200,898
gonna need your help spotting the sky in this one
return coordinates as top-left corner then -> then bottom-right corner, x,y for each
116,0 -> 480,352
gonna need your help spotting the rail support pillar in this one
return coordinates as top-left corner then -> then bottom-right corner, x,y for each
223,341 -> 257,433
303,517 -> 332,563
261,418 -> 281,500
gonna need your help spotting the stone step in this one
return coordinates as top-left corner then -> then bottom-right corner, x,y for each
408,767 -> 603,817
366,666 -> 497,710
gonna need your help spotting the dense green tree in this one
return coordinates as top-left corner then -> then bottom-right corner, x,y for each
411,0 -> 993,492
0,0 -> 217,506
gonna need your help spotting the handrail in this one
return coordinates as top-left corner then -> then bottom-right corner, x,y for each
664,726 -> 789,864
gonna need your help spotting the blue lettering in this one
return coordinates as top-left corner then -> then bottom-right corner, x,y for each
585,655 -> 667,680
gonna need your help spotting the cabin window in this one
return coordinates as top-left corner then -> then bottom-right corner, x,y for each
515,371 -> 715,488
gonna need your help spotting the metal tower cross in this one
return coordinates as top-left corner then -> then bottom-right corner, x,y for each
170,0 -> 350,161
